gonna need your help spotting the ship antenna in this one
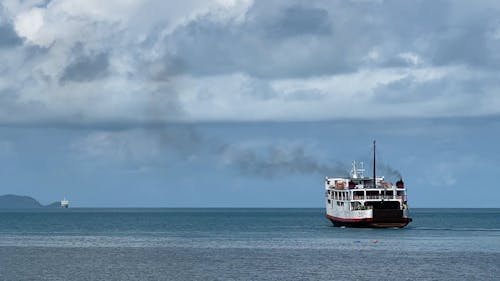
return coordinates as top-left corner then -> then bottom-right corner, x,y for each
373,140 -> 376,188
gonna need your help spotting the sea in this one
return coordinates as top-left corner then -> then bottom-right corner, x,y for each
0,208 -> 498,281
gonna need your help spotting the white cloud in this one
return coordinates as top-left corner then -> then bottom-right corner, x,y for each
70,130 -> 163,172
172,66 -> 485,121
398,52 -> 422,66
14,8 -> 50,46
53,0 -> 141,21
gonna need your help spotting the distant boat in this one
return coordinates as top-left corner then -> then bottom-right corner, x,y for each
60,198 -> 69,208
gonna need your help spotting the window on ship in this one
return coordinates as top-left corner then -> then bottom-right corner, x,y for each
365,201 -> 400,210
366,191 -> 379,199
354,191 -> 364,200
385,191 -> 394,199
397,191 -> 404,199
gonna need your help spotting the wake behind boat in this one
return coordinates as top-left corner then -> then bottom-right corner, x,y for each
325,141 -> 412,228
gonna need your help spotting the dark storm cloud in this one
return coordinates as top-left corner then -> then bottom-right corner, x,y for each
431,25 -> 497,67
0,23 -> 22,47
157,2 -> 356,78
354,0 -> 500,69
156,3 -> 358,78
162,2 -> 353,79
259,5 -> 332,38
34,0 -> 53,9
60,52 -> 110,83
156,0 -> 500,81
164,20 -> 245,77
0,5 -> 21,48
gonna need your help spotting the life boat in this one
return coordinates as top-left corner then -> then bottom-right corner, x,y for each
335,181 -> 345,189
381,181 -> 392,188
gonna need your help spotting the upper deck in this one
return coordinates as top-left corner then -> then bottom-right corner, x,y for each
324,161 -> 408,203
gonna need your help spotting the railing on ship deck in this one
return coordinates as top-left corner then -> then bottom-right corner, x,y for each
353,195 -> 406,200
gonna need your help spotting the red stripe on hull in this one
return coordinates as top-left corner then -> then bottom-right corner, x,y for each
326,214 -> 412,228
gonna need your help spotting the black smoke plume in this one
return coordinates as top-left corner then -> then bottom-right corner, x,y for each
220,143 -> 349,178
376,161 -> 403,182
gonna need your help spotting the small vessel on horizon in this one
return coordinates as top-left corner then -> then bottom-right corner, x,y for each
60,198 -> 69,208
324,141 -> 412,228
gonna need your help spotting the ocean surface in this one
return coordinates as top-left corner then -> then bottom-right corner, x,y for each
0,208 -> 498,281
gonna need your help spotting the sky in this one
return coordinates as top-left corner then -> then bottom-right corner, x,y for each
0,0 -> 499,207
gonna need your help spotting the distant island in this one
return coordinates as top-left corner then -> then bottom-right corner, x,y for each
0,194 -> 61,209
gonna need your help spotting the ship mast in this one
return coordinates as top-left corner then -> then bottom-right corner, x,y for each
373,140 -> 376,188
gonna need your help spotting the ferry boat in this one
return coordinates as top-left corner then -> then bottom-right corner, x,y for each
325,141 -> 412,228
60,198 -> 69,208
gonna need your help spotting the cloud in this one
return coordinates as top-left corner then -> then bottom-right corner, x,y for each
259,5 -> 332,38
60,51 -> 110,83
70,125 -> 349,178
13,8 -> 46,45
162,2 -> 349,78
0,6 -> 22,47
71,125 -> 203,171
1,0 -> 500,126
431,25 -> 492,67
0,23 -> 22,47
370,66 -> 500,117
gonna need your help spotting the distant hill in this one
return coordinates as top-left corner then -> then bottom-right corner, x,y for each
0,194 -> 60,209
